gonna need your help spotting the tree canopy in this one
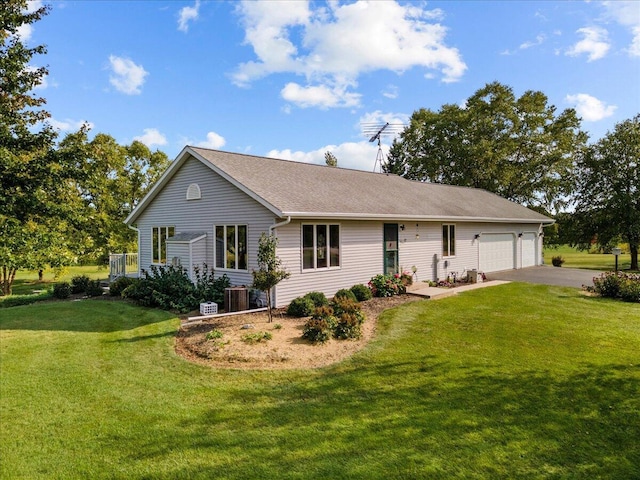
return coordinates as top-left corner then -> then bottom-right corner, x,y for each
564,114 -> 639,270
385,82 -> 587,213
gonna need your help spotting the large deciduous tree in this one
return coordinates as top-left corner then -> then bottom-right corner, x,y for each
566,114 -> 639,270
59,130 -> 170,263
386,82 -> 587,212
0,1 -> 78,295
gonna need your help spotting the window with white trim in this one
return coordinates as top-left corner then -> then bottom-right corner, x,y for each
215,225 -> 247,270
442,224 -> 456,257
302,224 -> 340,270
152,226 -> 175,264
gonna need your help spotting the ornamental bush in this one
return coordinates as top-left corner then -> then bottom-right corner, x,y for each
71,275 -> 91,294
85,279 -> 104,297
333,288 -> 357,302
350,283 -> 373,301
122,264 -> 230,313
109,276 -> 136,297
287,296 -> 315,317
53,282 -> 72,299
368,273 -> 406,297
303,291 -> 329,308
591,271 -> 640,303
331,297 -> 365,340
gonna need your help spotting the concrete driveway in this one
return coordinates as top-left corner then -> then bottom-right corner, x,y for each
486,265 -> 602,288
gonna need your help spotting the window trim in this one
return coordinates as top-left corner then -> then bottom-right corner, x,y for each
214,224 -> 248,271
302,223 -> 341,271
442,224 -> 456,258
151,226 -> 175,265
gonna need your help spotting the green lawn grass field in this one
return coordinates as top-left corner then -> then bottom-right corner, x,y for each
544,245 -> 633,271
1,283 -> 638,479
6,265 -> 109,296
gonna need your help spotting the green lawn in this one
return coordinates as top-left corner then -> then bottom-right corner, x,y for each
6,265 -> 109,296
1,284 -> 639,479
544,245 -> 633,271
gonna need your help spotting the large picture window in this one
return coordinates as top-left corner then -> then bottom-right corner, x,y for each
215,225 -> 247,270
152,226 -> 175,264
302,224 -> 340,270
442,224 -> 456,257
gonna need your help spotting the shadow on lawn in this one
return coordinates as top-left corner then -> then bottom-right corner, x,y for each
116,360 -> 639,479
0,299 -> 174,333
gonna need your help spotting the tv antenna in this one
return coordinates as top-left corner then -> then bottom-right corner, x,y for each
361,122 -> 405,172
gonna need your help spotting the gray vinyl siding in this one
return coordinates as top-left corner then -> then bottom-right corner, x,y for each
273,220 -> 544,306
274,220 -> 384,307
134,154 -> 275,286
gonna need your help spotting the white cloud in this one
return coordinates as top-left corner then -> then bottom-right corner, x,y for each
134,128 -> 167,147
14,1 -> 43,41
281,82 -> 360,109
566,27 -> 610,61
178,0 -> 200,32
519,33 -> 546,50
601,1 -> 640,57
48,118 -> 94,132
108,55 -> 148,95
267,141 -> 381,171
232,0 -> 466,108
196,131 -> 226,149
565,93 -> 617,121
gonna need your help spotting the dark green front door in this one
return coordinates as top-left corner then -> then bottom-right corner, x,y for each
384,223 -> 399,275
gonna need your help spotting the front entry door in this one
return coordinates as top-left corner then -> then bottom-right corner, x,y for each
384,224 -> 399,275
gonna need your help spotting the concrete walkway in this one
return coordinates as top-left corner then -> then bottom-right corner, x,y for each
406,280 -> 510,300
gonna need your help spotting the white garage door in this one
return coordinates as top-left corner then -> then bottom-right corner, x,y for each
480,233 -> 515,272
521,233 -> 537,268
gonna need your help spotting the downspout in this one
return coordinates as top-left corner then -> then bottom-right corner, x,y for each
269,216 -> 292,235
267,216 -> 291,309
128,224 -> 140,278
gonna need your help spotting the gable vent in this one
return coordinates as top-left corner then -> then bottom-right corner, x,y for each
186,183 -> 201,200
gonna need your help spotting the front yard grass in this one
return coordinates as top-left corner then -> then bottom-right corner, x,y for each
1,283 -> 638,479
544,244 -> 633,271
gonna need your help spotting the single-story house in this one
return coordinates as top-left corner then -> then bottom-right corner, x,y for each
124,146 -> 553,308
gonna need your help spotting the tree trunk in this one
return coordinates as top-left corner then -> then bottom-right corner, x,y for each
38,269 -> 44,282
2,266 -> 17,296
266,289 -> 272,323
630,243 -> 638,271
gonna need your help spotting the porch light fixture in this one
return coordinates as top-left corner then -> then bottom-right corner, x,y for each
400,224 -> 405,231
415,223 -> 419,240
474,234 -> 480,239
518,233 -> 523,238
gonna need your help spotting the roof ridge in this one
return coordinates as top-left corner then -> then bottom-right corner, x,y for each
188,145 -> 400,179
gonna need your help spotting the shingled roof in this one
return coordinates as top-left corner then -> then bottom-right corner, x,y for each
126,146 -> 552,225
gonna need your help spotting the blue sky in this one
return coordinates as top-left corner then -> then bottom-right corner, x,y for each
22,0 -> 640,170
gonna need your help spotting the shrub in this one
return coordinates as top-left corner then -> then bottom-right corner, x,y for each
193,264 -> 231,306
551,256 -> 565,267
109,276 -> 136,297
85,279 -> 104,297
287,296 -> 315,317
302,317 -> 333,344
333,288 -> 357,302
592,272 -> 623,298
53,282 -> 72,299
368,273 -> 406,297
331,297 -> 365,340
206,329 -> 224,340
242,331 -> 273,344
350,283 -> 373,301
71,275 -> 91,294
620,280 -> 640,303
303,291 -> 328,308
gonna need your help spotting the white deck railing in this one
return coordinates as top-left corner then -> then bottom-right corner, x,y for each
109,253 -> 138,282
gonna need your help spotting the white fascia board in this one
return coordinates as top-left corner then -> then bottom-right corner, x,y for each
188,149 -> 284,218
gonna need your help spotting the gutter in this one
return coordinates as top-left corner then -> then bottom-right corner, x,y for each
269,216 -> 292,234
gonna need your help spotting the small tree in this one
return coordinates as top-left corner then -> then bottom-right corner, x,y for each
324,151 -> 338,167
252,233 -> 290,322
